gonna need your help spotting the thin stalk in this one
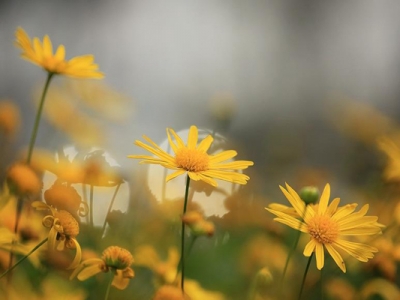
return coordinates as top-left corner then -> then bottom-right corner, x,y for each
27,72 -> 54,164
7,197 -> 24,283
90,185 -> 94,226
298,253 -> 314,300
104,275 -> 113,300
1,237 -> 48,279
279,205 -> 308,292
101,183 -> 121,238
178,175 -> 191,292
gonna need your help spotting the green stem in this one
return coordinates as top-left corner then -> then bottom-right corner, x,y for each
179,175 -> 191,292
90,185 -> 94,227
104,275 -> 113,300
0,237 -> 48,279
298,253 -> 313,300
101,183 -> 121,238
279,205 -> 308,293
26,72 -> 54,164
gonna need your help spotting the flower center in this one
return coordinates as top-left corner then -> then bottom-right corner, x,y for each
175,148 -> 209,172
55,210 -> 80,238
307,215 -> 339,244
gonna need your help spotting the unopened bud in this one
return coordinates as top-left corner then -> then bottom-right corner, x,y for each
299,186 -> 320,204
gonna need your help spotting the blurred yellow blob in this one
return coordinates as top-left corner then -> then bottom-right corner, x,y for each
0,101 -> 21,137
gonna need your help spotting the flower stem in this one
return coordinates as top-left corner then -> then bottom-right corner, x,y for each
26,72 -> 54,164
279,205 -> 308,292
179,175 -> 191,292
104,274 -> 113,300
298,253 -> 314,300
90,185 -> 94,226
101,183 -> 121,238
0,237 -> 48,279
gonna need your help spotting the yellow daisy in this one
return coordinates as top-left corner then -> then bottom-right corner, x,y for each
70,246 -> 134,290
266,183 -> 383,272
14,27 -> 104,78
128,125 -> 253,187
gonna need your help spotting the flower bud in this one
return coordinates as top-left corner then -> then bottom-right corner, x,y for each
299,186 -> 320,204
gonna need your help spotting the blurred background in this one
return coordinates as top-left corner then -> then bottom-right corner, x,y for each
2,1 -> 400,299
1,0 -> 400,211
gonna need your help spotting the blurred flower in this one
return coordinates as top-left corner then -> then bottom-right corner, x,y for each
6,162 -> 42,196
70,246 -> 134,290
266,183 -> 383,272
324,278 -> 356,300
153,285 -> 188,300
44,180 -> 88,217
15,27 -> 103,78
329,99 -> 395,144
359,278 -> 400,300
134,245 -> 179,284
152,282 -> 225,300
0,101 -> 20,137
0,227 -> 42,270
182,211 -> 215,237
30,148 -> 123,186
32,201 -> 81,269
42,87 -> 104,147
377,137 -> 400,182
129,125 -> 253,187
209,93 -> 236,122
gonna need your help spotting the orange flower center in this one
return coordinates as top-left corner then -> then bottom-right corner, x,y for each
175,148 -> 209,172
307,215 -> 339,244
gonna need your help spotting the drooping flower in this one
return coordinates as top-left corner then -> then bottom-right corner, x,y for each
44,180 -> 88,217
70,246 -> 134,290
266,183 -> 383,272
14,27 -> 103,78
128,125 -> 253,187
32,201 -> 81,269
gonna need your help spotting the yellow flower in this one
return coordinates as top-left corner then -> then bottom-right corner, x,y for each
70,246 -> 134,290
6,162 -> 42,196
44,181 -> 88,217
15,27 -> 103,78
128,125 -> 253,187
32,201 -> 81,269
153,285 -> 188,300
266,183 -> 383,272
377,137 -> 400,182
0,101 -> 20,137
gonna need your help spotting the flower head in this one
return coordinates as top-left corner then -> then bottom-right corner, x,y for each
0,101 -> 20,137
128,125 -> 253,187
44,181 -> 88,217
266,183 -> 383,272
32,201 -> 81,269
15,27 -> 103,78
6,163 -> 42,196
70,246 -> 134,290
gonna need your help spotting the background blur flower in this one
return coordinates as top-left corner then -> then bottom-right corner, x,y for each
15,27 -> 103,78
0,101 -> 20,137
266,183 -> 383,272
129,125 -> 253,187
6,162 -> 42,196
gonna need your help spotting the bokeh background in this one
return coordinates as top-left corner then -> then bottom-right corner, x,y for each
1,2 -> 400,298
2,0 -> 400,190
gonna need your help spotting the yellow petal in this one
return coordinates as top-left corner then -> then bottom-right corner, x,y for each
315,242 -> 324,270
318,184 -> 330,215
187,125 -> 199,149
325,244 -> 346,273
77,264 -> 102,281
